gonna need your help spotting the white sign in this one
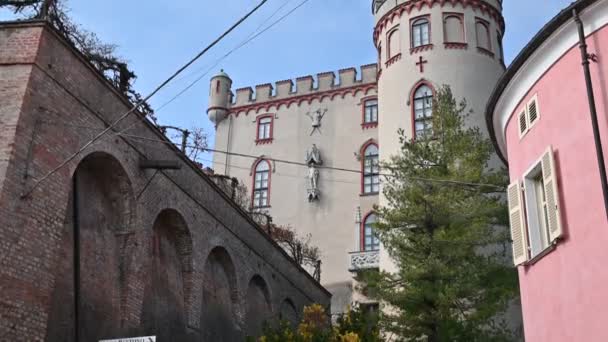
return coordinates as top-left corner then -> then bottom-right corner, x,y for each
100,337 -> 155,342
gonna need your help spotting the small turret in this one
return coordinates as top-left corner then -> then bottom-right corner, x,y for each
207,69 -> 232,125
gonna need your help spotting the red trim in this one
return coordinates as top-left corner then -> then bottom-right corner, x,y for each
475,17 -> 493,54
361,96 -> 379,128
385,53 -> 402,67
410,15 -> 431,50
373,0 -> 505,46
360,211 -> 376,251
410,44 -> 434,55
229,83 -> 377,116
360,140 -> 379,195
387,26 -> 401,60
409,79 -> 436,141
255,114 -> 274,145
251,159 -> 272,209
443,12 -> 466,44
444,42 -> 468,49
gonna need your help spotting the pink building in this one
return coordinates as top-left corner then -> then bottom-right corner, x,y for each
486,0 -> 608,340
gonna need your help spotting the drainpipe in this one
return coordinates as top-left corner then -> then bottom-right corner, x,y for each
72,177 -> 81,342
573,9 -> 608,220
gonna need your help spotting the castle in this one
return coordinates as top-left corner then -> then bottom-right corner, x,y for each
207,0 -> 506,315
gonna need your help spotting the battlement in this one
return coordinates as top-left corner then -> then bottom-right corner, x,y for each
231,64 -> 377,107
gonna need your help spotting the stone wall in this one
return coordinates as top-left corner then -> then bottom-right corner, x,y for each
0,21 -> 330,341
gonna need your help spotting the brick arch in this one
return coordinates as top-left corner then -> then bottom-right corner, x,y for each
201,246 -> 241,340
140,208 -> 193,340
45,151 -> 135,342
244,274 -> 273,338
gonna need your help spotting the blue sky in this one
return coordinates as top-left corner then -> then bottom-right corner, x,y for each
2,0 -> 573,167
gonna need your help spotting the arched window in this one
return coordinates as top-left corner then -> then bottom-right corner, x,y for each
476,19 -> 491,51
444,14 -> 464,43
413,84 -> 434,138
361,213 -> 380,251
252,160 -> 271,208
412,18 -> 430,48
387,27 -> 400,58
362,143 -> 380,194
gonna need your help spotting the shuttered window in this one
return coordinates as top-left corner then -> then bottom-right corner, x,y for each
519,95 -> 540,138
444,14 -> 464,43
387,27 -> 400,58
510,146 -> 563,264
476,19 -> 491,51
507,181 -> 529,266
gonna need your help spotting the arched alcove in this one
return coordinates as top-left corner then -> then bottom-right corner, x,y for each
245,275 -> 272,338
279,298 -> 299,327
141,209 -> 192,341
200,246 -> 239,341
45,152 -> 134,342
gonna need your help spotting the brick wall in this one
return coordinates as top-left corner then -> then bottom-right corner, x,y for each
0,21 -> 330,341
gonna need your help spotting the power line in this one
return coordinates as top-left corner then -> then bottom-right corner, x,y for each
154,0 -> 310,113
115,131 -> 505,190
21,0 -> 270,198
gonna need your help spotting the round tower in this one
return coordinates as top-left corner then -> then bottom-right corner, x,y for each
372,0 -> 505,156
207,69 -> 232,125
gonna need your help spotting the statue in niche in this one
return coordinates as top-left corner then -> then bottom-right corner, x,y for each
305,108 -> 327,135
305,144 -> 323,202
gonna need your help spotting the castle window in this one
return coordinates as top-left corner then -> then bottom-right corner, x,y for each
497,30 -> 504,63
362,143 -> 380,194
443,13 -> 465,43
361,213 -> 380,251
256,115 -> 273,144
413,84 -> 434,138
412,18 -> 430,48
252,160 -> 271,208
475,18 -> 492,52
387,27 -> 400,58
364,98 -> 378,124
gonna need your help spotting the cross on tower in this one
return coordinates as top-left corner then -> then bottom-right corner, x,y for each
416,56 -> 428,73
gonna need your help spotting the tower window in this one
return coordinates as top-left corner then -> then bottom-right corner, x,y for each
475,18 -> 492,52
362,143 -> 380,194
252,160 -> 271,208
387,27 -> 400,58
413,84 -> 434,138
412,18 -> 430,48
256,115 -> 274,144
364,98 -> 379,124
497,30 -> 504,63
443,13 -> 465,43
361,213 -> 380,251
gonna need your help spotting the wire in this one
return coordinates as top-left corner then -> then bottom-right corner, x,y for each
21,0 -> 270,198
115,131 -> 505,190
154,0 -> 310,113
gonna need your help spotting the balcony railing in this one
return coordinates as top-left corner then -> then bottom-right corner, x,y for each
348,250 -> 380,271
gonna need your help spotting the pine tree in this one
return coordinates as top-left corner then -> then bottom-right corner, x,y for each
361,85 -> 519,341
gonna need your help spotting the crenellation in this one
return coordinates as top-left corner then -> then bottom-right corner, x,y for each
361,64 -> 378,83
235,87 -> 253,105
227,65 -> 377,109
295,75 -> 314,95
255,83 -> 273,102
317,72 -> 336,91
338,67 -> 357,87
276,79 -> 294,97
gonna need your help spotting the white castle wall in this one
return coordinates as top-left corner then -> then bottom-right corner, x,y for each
212,65 -> 379,315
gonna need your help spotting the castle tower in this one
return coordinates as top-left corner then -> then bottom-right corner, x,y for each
373,0 -> 505,148
208,69 -> 232,174
372,0 -> 505,271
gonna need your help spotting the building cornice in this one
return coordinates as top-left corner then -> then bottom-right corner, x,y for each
485,0 -> 602,164
373,0 -> 505,46
229,83 -> 378,116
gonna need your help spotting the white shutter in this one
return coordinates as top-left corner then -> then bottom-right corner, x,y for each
528,96 -> 539,126
508,181 -> 529,265
518,110 -> 528,137
541,146 -> 563,242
